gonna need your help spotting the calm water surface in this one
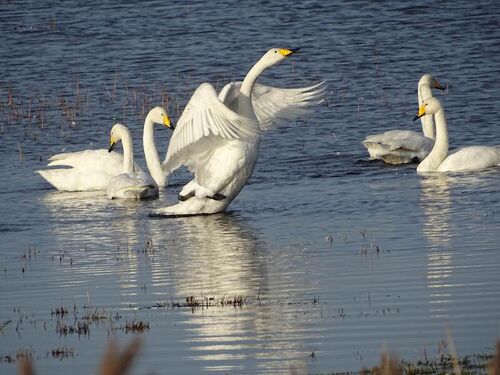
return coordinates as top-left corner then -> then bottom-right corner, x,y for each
1,1 -> 500,374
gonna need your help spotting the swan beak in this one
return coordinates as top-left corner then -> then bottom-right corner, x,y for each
163,114 -> 175,130
279,48 -> 300,57
413,104 -> 426,121
433,79 -> 446,90
109,134 -> 117,152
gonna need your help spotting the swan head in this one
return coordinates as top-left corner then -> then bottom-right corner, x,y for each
259,47 -> 300,68
419,74 -> 446,90
413,97 -> 443,121
147,106 -> 175,130
108,123 -> 131,152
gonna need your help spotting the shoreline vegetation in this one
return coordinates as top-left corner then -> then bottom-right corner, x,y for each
9,339 -> 500,375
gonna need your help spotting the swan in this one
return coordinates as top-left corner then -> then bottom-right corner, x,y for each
414,97 -> 500,172
106,123 -> 159,199
150,47 -> 324,216
37,107 -> 172,191
362,74 -> 446,164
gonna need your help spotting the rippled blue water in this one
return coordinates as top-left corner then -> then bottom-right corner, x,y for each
1,1 -> 500,374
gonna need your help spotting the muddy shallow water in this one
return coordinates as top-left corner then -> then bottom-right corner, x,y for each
1,1 -> 500,374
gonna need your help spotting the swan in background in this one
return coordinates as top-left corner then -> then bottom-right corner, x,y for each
151,47 -> 324,217
362,74 -> 446,164
414,97 -> 500,172
37,107 -> 172,191
106,124 -> 159,199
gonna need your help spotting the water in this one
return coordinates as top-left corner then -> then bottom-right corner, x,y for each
1,1 -> 500,374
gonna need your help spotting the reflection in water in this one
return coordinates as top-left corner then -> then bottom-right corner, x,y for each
42,191 -> 143,246
146,214 -> 310,373
420,174 -> 454,318
420,174 -> 453,248
41,191 -> 144,294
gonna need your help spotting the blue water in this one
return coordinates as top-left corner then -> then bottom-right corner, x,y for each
1,1 -> 500,374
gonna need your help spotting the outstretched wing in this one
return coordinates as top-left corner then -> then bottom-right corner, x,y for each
162,83 -> 260,175
218,81 -> 326,131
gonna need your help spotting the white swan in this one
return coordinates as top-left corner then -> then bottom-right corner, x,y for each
362,74 -> 446,164
414,97 -> 500,172
151,48 -> 324,216
37,107 -> 172,191
106,124 -> 159,199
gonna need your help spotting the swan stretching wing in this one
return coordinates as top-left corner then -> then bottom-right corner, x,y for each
162,82 -> 260,175
152,47 -> 320,217
218,81 -> 325,130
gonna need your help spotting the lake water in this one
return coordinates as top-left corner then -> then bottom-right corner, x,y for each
1,1 -> 500,374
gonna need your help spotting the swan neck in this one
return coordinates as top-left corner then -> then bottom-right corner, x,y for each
121,131 -> 134,174
240,62 -> 265,98
418,83 -> 435,139
418,109 -> 448,172
143,117 -> 165,187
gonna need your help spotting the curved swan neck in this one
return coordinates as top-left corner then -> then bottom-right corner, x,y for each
417,109 -> 448,172
143,116 -> 166,187
238,59 -> 268,118
121,130 -> 134,174
418,83 -> 435,139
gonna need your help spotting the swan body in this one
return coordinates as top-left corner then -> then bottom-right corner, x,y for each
37,107 -> 172,191
151,48 -> 324,216
106,124 -> 159,199
415,97 -> 500,173
362,74 -> 445,164
37,150 -> 139,191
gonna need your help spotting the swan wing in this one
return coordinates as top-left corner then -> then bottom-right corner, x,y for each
37,149 -> 143,191
218,81 -> 326,130
363,130 -> 434,152
163,82 -> 260,175
46,149 -> 143,173
439,146 -> 500,172
362,130 -> 434,163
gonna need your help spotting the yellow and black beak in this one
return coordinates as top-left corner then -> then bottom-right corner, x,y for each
413,104 -> 427,121
279,47 -> 300,57
108,135 -> 117,153
163,114 -> 175,131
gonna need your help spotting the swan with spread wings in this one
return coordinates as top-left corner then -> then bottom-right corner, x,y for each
151,48 -> 324,216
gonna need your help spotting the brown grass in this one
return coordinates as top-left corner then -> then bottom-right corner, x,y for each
14,338 -> 500,375
98,337 -> 141,375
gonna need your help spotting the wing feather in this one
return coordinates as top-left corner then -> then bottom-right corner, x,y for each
219,81 -> 326,130
162,83 -> 260,175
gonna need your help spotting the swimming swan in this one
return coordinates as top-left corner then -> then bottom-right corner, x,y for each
151,48 -> 324,216
414,97 -> 500,172
37,107 -> 172,191
362,74 -> 446,164
106,124 -> 159,199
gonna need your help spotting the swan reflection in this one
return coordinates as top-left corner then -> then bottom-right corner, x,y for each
420,174 -> 454,318
41,191 -> 145,299
146,213 -> 310,373
41,191 -> 144,246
